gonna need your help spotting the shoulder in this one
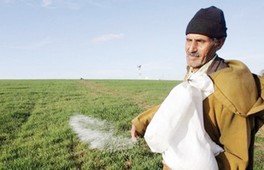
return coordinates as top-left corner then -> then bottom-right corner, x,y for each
210,60 -> 253,86
209,60 -> 258,115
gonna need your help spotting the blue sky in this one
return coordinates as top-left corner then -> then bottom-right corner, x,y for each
0,0 -> 263,80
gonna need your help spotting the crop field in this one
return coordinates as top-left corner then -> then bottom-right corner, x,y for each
0,80 -> 263,170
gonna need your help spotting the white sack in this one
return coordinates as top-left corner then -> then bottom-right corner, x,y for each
144,73 -> 223,170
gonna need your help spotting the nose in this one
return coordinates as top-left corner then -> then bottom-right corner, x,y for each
188,41 -> 197,53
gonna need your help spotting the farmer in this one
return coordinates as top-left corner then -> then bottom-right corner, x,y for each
260,69 -> 264,76
130,6 -> 264,170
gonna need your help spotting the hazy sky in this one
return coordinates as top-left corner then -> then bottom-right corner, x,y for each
0,0 -> 263,80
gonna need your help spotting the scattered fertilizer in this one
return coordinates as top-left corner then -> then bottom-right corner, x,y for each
69,114 -> 135,151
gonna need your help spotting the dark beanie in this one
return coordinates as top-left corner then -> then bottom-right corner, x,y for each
185,6 -> 227,38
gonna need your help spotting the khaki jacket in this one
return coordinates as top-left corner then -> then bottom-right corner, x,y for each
132,60 -> 264,170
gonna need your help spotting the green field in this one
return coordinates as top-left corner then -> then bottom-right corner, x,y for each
0,80 -> 263,170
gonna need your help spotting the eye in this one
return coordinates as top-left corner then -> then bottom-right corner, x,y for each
186,38 -> 192,42
197,39 -> 206,43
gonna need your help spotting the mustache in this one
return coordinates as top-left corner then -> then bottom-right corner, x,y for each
186,52 -> 199,57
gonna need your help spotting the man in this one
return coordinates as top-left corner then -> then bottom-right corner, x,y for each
130,6 -> 264,170
260,69 -> 264,76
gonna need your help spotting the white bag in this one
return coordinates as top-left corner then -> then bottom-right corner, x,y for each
144,73 -> 223,170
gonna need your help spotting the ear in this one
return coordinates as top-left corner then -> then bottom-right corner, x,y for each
215,37 -> 226,50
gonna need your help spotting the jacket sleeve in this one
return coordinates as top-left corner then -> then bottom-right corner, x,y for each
131,105 -> 160,137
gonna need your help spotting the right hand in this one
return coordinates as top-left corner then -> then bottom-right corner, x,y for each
130,124 -> 139,142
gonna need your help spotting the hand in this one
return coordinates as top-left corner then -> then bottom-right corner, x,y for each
130,124 -> 138,142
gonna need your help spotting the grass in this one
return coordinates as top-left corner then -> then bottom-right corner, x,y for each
0,79 -> 263,169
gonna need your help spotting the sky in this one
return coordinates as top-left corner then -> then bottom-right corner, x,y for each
0,0 -> 263,80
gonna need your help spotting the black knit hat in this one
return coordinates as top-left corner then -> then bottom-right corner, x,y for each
185,6 -> 227,38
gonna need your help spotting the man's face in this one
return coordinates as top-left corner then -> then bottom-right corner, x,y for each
185,34 -> 217,71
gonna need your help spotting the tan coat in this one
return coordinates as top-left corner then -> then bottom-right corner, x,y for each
132,60 -> 264,170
